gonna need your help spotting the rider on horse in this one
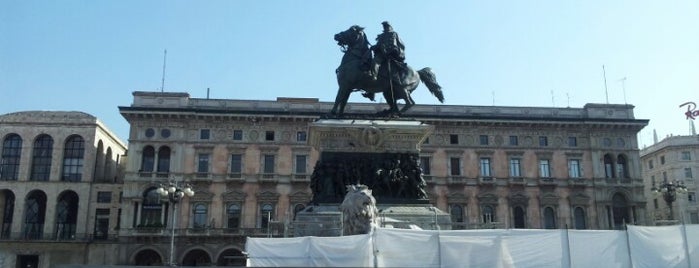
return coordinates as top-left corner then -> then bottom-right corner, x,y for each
363,21 -> 408,101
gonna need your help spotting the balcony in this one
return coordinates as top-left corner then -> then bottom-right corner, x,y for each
448,176 -> 467,184
479,177 -> 496,185
508,177 -> 526,185
292,174 -> 309,181
122,227 -> 285,238
539,177 -> 557,186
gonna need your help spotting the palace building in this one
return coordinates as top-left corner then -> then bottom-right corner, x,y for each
114,91 -> 648,266
0,111 -> 126,267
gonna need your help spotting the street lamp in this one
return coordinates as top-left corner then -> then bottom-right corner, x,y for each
651,180 -> 688,221
156,180 -> 194,266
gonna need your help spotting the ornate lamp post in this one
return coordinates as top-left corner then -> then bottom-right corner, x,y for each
651,180 -> 688,221
156,181 -> 194,266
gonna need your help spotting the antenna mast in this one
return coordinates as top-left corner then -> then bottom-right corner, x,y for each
602,65 -> 609,104
161,49 -> 167,92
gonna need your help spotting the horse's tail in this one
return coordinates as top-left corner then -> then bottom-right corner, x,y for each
417,67 -> 444,103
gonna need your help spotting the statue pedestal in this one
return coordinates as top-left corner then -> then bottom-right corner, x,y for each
292,119 -> 452,236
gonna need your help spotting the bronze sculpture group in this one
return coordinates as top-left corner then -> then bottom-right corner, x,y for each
330,22 -> 444,117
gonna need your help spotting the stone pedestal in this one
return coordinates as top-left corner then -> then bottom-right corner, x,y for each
293,119 -> 452,236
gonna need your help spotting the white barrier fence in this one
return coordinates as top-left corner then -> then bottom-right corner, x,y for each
246,225 -> 699,268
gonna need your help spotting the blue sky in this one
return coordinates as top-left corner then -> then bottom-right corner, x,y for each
1,1 -> 698,147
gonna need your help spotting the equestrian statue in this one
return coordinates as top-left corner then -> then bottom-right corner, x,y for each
329,22 -> 444,117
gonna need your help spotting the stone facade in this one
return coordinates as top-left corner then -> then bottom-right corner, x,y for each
0,111 -> 126,268
640,135 -> 699,224
116,91 -> 648,265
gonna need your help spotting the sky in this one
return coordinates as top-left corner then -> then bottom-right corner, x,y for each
1,1 -> 698,147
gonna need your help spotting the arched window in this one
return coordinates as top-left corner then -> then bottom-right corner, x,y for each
617,155 -> 629,178
133,249 -> 163,266
1,190 -> 15,238
604,154 -> 615,178
94,141 -> 105,181
293,204 -> 305,220
55,191 -> 79,239
449,204 -> 464,229
544,207 -> 556,229
31,135 -> 53,181
513,206 -> 526,228
157,146 -> 171,174
104,147 -> 113,181
141,146 -> 155,172
192,203 -> 208,229
1,134 -> 22,181
260,204 -> 274,229
24,190 -> 47,239
140,188 -> 163,227
62,135 -> 85,182
227,204 -> 241,229
482,205 -> 494,223
574,207 -> 587,229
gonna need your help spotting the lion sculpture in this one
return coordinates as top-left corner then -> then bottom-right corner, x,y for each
340,184 -> 378,235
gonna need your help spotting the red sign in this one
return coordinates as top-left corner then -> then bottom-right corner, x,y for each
680,102 -> 699,120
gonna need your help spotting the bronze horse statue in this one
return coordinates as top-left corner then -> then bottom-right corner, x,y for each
329,25 -> 444,117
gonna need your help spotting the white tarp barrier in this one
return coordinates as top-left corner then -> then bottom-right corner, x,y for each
628,225 -> 689,268
374,228 -> 440,267
246,234 -> 373,267
568,230 -> 631,268
245,225 -> 699,267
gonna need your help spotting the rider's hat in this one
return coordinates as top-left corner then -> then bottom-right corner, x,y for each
381,21 -> 393,32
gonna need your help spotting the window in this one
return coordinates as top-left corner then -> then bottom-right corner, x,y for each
263,155 -> 275,174
296,131 -> 307,142
479,158 -> 491,177
616,155 -> 628,178
2,192 -> 15,238
192,204 -> 208,228
145,128 -> 155,138
482,205 -> 494,223
156,147 -> 171,174
660,156 -> 666,165
509,158 -> 521,177
419,157 -> 431,175
140,188 -> 163,227
233,129 -> 243,141
574,207 -> 586,229
604,154 -> 615,178
539,136 -> 548,147
197,154 -> 210,175
450,157 -> 461,176
568,137 -> 577,147
648,160 -> 654,170
97,192 -> 112,203
200,129 -> 210,140
539,159 -> 551,178
509,136 -> 518,146
260,204 -> 274,229
227,204 -> 241,229
55,191 -> 78,239
568,159 -> 581,178
653,199 -> 658,209
62,136 -> 85,182
479,135 -> 489,145
544,207 -> 556,229
160,129 -> 171,138
140,146 -> 155,172
233,130 -> 243,141
295,155 -> 307,174
1,134 -> 22,181
31,135 -> 53,181
682,151 -> 692,161
230,154 -> 243,176
686,168 -> 693,179
424,137 -> 430,144
265,131 -> 275,141
663,171 -> 668,181
450,135 -> 459,145
689,192 -> 697,203
94,208 -> 110,240
651,175 -> 656,185
24,191 -> 47,239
